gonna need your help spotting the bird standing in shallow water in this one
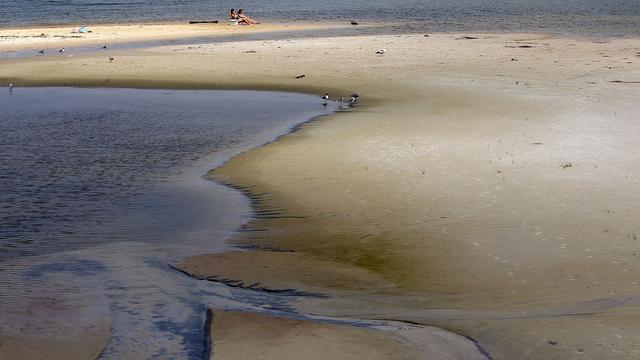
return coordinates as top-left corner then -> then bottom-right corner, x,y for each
9,83 -> 14,93
321,93 -> 329,106
102,44 -> 109,49
37,49 -> 45,54
59,48 -> 64,54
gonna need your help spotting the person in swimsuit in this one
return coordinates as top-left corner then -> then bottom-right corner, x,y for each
237,9 -> 259,25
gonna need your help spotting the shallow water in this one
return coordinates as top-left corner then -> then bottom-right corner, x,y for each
0,87 -> 337,261
1,0 -> 640,36
0,87 -> 340,358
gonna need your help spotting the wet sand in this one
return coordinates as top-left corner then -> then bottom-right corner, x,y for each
210,309 -> 486,360
0,322 -> 109,360
2,23 -> 640,359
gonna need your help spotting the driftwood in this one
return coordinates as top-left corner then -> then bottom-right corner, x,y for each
189,20 -> 219,24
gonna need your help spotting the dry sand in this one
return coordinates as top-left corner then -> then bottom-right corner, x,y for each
0,22 -> 348,52
2,23 -> 640,359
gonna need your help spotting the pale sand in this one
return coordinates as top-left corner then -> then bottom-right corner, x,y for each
210,309 -> 485,360
0,22 -> 348,52
2,23 -> 640,359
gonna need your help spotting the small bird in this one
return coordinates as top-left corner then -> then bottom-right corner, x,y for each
109,56 -> 115,63
102,44 -> 109,49
58,48 -> 65,54
375,49 -> 386,55
9,83 -> 14,93
321,93 -> 329,106
37,49 -> 46,54
349,93 -> 360,104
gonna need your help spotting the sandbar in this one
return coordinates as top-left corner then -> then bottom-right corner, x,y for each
2,22 -> 640,359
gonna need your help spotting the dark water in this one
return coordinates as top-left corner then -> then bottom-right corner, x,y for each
1,0 -> 640,36
0,87 -> 340,358
0,87 -> 335,261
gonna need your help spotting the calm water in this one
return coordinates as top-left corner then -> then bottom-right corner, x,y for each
0,87 -> 339,358
1,0 -> 639,36
0,87 -> 335,261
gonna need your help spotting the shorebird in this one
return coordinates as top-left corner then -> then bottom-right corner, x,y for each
37,49 -> 46,54
102,44 -> 109,49
322,93 -> 329,106
349,93 -> 360,104
375,49 -> 386,55
109,56 -> 115,63
9,83 -> 14,93
59,48 -> 65,54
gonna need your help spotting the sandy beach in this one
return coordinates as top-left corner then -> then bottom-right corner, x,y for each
0,22 -> 350,52
2,21 -> 640,359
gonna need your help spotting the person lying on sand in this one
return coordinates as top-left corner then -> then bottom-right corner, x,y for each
229,9 -> 238,20
237,9 -> 259,25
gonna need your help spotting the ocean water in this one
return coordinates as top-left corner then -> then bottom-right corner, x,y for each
0,87 -> 340,358
0,0 -> 639,36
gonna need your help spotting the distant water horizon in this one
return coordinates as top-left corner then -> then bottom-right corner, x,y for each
1,0 -> 640,36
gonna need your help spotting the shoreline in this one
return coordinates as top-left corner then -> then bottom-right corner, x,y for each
0,21 -> 355,53
2,20 -> 639,57
2,23 -> 640,359
0,89 -> 343,359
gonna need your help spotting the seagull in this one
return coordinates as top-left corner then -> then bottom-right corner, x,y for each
321,93 -> 329,106
9,83 -> 14,93
59,48 -> 65,54
349,93 -> 360,104
109,56 -> 115,63
375,49 -> 386,55
37,49 -> 46,54
102,44 -> 109,49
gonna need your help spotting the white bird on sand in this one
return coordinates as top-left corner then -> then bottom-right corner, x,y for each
9,83 -> 14,92
375,49 -> 386,55
109,56 -> 115,63
59,48 -> 65,54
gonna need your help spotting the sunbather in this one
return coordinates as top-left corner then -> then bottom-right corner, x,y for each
229,9 -> 238,20
237,9 -> 259,25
